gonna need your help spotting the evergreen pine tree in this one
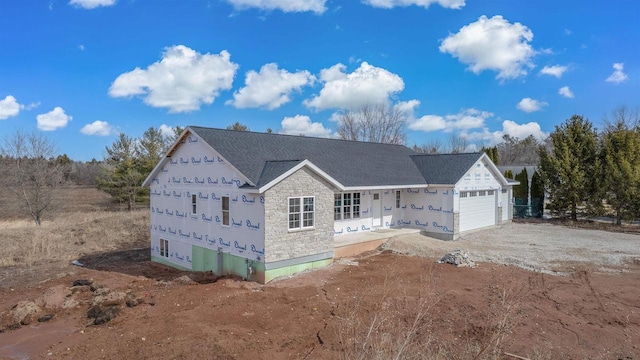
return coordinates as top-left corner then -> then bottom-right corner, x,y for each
538,115 -> 598,220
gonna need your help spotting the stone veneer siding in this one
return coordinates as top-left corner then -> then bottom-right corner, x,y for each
263,167 -> 336,263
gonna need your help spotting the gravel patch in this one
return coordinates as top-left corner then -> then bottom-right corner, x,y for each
383,222 -> 640,274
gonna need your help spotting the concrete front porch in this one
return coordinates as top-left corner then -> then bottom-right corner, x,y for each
334,228 -> 421,258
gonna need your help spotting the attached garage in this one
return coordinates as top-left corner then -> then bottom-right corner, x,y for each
459,190 -> 497,232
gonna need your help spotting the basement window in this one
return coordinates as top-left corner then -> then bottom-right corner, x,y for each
160,239 -> 169,258
222,196 -> 230,226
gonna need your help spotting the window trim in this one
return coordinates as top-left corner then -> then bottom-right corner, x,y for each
221,195 -> 230,226
288,196 -> 315,231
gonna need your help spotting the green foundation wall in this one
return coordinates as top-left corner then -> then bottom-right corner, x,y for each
151,255 -> 192,271
264,258 -> 333,283
152,246 -> 332,283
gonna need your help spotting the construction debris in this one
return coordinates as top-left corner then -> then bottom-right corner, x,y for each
438,250 -> 475,267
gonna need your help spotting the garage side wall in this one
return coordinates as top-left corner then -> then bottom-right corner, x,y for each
455,158 -> 502,233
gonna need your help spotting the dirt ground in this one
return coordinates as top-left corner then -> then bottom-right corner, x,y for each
1,245 -> 639,359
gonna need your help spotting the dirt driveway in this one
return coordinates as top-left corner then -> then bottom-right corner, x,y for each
385,221 -> 640,274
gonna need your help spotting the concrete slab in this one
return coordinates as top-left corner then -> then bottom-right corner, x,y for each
334,228 -> 421,258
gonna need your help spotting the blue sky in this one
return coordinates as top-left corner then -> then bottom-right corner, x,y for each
1,0 -> 638,161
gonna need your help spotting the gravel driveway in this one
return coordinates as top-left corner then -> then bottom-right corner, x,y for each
384,222 -> 640,274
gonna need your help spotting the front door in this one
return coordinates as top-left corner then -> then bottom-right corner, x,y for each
372,192 -> 382,227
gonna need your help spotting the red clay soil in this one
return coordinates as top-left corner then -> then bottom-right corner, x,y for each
1,251 -> 639,359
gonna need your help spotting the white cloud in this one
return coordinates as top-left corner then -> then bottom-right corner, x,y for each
304,62 -> 404,110
159,124 -> 176,137
78,44 -> 85,51
0,95 -> 24,120
227,63 -> 315,110
69,0 -> 116,9
36,107 -> 72,131
439,15 -> 535,81
462,120 -> 547,144
362,0 -> 465,10
394,99 -> 421,119
80,120 -> 112,136
225,0 -> 327,14
558,86 -> 574,98
279,115 -> 333,137
606,63 -> 628,84
109,45 -> 238,113
409,108 -> 492,132
517,97 -> 547,113
539,65 -> 568,78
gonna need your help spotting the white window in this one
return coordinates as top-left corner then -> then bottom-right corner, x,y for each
160,239 -> 169,258
460,192 -> 468,198
289,196 -> 314,230
343,193 -> 351,220
470,191 -> 477,197
479,190 -> 486,196
488,190 -> 495,196
395,190 -> 401,208
335,193 -> 361,220
222,196 -> 230,226
191,194 -> 197,214
334,194 -> 342,220
353,193 -> 360,218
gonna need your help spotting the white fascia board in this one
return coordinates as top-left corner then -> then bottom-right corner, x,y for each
141,127 -> 192,187
188,127 -> 254,187
480,153 -> 510,186
142,126 -> 254,188
258,160 -> 345,193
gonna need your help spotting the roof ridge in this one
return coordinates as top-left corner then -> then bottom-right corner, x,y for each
410,152 -> 482,157
188,125 -> 412,148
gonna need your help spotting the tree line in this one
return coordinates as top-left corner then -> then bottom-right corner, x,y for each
539,107 -> 640,224
2,105 -> 638,226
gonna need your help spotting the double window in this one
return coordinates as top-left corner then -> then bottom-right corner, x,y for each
289,196 -> 314,230
334,192 -> 360,220
160,239 -> 169,258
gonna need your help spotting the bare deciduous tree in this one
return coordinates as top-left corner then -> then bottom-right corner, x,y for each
1,130 -> 65,225
447,134 -> 469,153
337,103 -> 407,144
413,138 -> 444,154
497,134 -> 541,165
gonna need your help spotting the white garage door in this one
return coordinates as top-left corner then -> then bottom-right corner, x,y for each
459,190 -> 496,232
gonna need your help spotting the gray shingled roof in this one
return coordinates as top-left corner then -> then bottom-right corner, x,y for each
189,126 -> 427,188
410,153 -> 484,185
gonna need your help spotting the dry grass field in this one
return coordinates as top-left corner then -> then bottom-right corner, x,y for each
0,187 -> 148,268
